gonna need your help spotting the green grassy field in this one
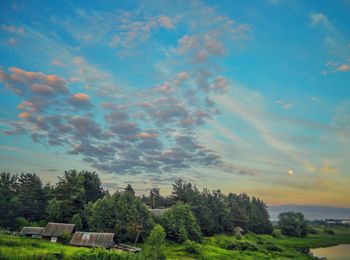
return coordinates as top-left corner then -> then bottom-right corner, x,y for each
0,227 -> 349,259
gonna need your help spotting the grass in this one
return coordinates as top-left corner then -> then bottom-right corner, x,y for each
0,227 -> 349,259
162,226 -> 350,259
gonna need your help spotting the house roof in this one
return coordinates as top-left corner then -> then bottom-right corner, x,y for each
69,232 -> 115,248
150,208 -> 169,217
234,226 -> 244,232
20,227 -> 44,236
41,223 -> 75,237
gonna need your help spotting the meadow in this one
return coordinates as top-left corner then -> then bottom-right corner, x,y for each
1,227 -> 350,259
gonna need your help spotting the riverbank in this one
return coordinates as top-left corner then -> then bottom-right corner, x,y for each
163,227 -> 350,259
0,227 -> 349,259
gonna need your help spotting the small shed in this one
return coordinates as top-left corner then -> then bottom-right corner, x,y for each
20,227 -> 44,238
41,223 -> 75,243
234,226 -> 244,235
70,232 -> 115,248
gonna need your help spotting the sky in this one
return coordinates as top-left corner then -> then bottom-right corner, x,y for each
0,0 -> 350,208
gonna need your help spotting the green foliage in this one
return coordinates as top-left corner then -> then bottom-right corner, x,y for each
171,179 -> 273,236
307,226 -> 318,234
60,230 -> 72,245
142,224 -> 166,260
323,228 -> 335,235
46,198 -> 65,222
0,172 -> 19,229
161,202 -> 202,243
17,173 -> 47,222
183,240 -> 202,254
86,195 -> 115,232
278,212 -> 308,237
0,170 -> 105,231
71,214 -> 83,231
86,190 -> 154,243
15,217 -> 30,231
113,190 -> 154,242
72,248 -> 136,260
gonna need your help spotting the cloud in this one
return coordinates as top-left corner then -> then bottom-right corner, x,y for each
0,3 -> 255,179
276,100 -> 294,109
323,60 -> 350,74
0,67 -> 68,96
158,15 -> 174,29
2,25 -> 25,34
18,112 -> 31,119
52,59 -> 66,67
68,93 -> 92,108
310,13 -> 331,27
337,64 -> 350,72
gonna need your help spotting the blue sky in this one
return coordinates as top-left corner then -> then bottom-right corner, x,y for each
1,0 -> 350,207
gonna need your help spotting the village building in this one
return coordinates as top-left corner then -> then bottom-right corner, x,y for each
149,208 -> 169,217
19,227 -> 45,238
69,232 -> 115,248
41,222 -> 75,243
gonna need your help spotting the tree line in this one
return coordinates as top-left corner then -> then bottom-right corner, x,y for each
0,170 -> 274,244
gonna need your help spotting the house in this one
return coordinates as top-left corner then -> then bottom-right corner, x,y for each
69,232 -> 115,248
41,222 -> 75,243
19,227 -> 44,238
149,208 -> 169,217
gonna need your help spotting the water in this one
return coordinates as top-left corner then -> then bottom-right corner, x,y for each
310,244 -> 350,260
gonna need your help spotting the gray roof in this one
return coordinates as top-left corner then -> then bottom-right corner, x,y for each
41,223 -> 75,237
20,227 -> 44,236
70,232 -> 115,248
150,208 -> 169,217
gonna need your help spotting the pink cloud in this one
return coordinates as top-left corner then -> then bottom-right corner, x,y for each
337,64 -> 350,72
72,93 -> 90,101
158,15 -> 174,29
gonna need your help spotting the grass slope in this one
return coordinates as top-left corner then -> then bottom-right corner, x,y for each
0,227 -> 349,259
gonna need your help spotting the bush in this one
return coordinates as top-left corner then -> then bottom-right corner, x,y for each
142,224 -> 166,260
183,240 -> 202,254
278,212 -> 308,237
323,228 -> 335,235
225,241 -> 258,251
307,226 -> 318,234
272,230 -> 282,238
264,242 -> 283,252
72,248 -> 136,259
161,203 -> 202,243
60,230 -> 72,245
71,214 -> 83,231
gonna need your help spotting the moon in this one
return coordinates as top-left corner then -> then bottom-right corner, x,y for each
288,170 -> 293,175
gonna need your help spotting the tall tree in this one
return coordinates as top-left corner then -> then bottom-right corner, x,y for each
17,173 -> 47,222
0,172 -> 18,229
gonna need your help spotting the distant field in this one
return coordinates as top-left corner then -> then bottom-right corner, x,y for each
1,227 -> 350,259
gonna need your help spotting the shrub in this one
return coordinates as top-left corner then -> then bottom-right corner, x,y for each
225,241 -> 258,251
278,212 -> 308,237
323,228 -> 335,235
72,248 -> 142,260
264,242 -> 283,252
71,214 -> 83,231
60,230 -> 72,245
161,203 -> 202,243
272,230 -> 282,238
183,240 -> 202,254
307,226 -> 318,234
142,224 -> 166,260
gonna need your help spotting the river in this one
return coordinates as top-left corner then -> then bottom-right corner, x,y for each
310,244 -> 350,260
